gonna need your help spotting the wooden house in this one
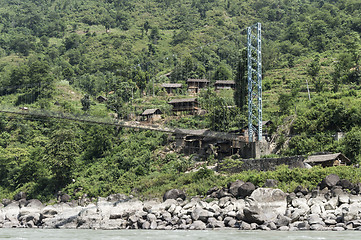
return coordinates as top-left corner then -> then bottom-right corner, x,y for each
215,80 -> 235,90
161,83 -> 182,94
141,108 -> 163,122
304,153 -> 351,167
168,98 -> 198,113
187,79 -> 210,93
97,95 -> 108,103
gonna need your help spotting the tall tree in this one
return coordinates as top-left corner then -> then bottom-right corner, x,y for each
234,49 -> 247,110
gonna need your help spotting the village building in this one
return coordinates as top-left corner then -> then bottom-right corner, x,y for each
161,83 -> 182,94
96,95 -> 108,103
304,153 -> 351,167
214,80 -> 235,90
168,98 -> 198,114
187,79 -> 210,93
140,108 -> 163,122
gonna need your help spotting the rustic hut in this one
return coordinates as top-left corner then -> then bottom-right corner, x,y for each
214,80 -> 235,90
161,83 -> 182,94
304,153 -> 351,167
141,108 -> 163,122
168,98 -> 198,113
187,79 -> 210,93
97,95 -> 108,103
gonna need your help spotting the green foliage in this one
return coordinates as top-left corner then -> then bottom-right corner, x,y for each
1,0 -> 361,202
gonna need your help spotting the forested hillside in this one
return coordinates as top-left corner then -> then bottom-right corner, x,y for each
0,0 -> 361,201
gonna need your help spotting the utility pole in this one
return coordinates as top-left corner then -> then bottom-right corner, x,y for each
247,23 -> 262,142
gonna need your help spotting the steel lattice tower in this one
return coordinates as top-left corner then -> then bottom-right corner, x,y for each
247,23 -> 262,142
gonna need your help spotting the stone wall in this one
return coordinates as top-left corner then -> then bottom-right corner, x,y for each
220,156 -> 305,173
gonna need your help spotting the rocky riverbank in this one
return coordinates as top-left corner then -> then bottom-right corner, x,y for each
1,174 -> 361,231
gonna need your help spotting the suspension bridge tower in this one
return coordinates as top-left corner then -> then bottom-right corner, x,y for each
247,23 -> 262,142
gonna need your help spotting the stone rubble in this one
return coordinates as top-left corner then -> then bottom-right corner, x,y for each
2,174 -> 361,231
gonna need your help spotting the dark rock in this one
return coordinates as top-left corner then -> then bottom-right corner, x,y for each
353,183 -> 361,194
217,188 -> 231,198
286,192 -> 297,205
320,174 -> 340,189
337,179 -> 353,190
60,194 -> 71,203
14,192 -> 27,201
163,189 -> 186,202
228,180 -> 245,197
294,185 -> 308,195
263,179 -> 278,188
238,182 -> 255,199
206,187 -> 219,196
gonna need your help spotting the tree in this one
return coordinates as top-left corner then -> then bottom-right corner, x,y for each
213,61 -> 232,80
81,94 -> 91,111
43,129 -> 79,187
307,55 -> 323,92
234,49 -> 247,110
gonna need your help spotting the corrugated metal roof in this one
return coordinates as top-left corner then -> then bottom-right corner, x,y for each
141,109 -> 162,116
187,79 -> 210,83
215,80 -> 235,85
161,83 -> 182,88
305,153 -> 350,163
168,98 -> 197,104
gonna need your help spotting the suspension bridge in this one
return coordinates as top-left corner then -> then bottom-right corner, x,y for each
0,23 -> 269,158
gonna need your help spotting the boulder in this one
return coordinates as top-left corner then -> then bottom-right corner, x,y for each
238,182 -> 256,199
228,180 -> 245,197
2,199 -> 12,207
207,217 -> 225,228
4,202 -> 20,222
217,188 -> 231,198
337,179 -> 353,190
320,174 -> 340,189
163,189 -> 186,202
243,188 -> 287,224
294,185 -> 308,195
263,179 -> 278,188
189,220 -> 206,230
14,192 -> 27,201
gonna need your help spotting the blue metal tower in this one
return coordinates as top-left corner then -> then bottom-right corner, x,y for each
247,23 -> 262,142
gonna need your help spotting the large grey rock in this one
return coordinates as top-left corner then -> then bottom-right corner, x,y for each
320,174 -> 340,189
42,206 -> 58,219
275,215 -> 291,227
228,180 -> 245,197
4,202 -> 20,222
243,188 -> 287,224
189,220 -> 206,230
308,214 -> 323,225
163,189 -> 186,201
238,182 -> 255,199
207,217 -> 225,228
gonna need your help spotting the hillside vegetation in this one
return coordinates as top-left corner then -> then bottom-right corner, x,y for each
0,0 -> 361,201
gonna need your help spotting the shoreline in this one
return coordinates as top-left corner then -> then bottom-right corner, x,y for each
1,174 -> 361,231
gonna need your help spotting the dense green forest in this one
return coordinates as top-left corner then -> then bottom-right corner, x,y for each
0,0 -> 361,201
